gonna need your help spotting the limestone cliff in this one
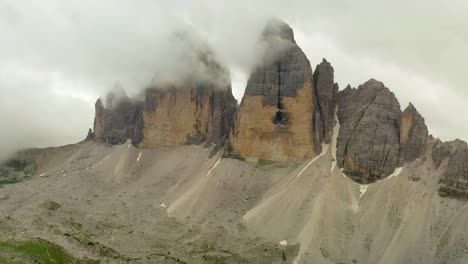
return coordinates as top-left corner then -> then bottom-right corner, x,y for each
313,58 -> 339,143
399,103 -> 429,164
92,93 -> 144,145
142,84 -> 236,148
85,20 -> 468,200
227,20 -> 323,163
336,80 -> 430,184
92,31 -> 237,149
336,80 -> 402,183
433,139 -> 468,198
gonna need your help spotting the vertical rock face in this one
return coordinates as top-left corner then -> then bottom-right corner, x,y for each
141,30 -> 237,148
228,20 -> 322,162
433,140 -> 468,198
142,84 -> 236,148
313,58 -> 339,143
92,31 -> 237,149
336,80 -> 402,183
93,94 -> 144,145
336,80 -> 430,183
399,103 -> 429,164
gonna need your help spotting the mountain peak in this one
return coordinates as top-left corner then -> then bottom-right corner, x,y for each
262,19 -> 296,43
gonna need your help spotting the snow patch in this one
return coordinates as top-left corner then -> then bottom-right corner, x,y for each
137,152 -> 142,163
359,185 -> 368,199
296,144 -> 329,179
206,157 -> 222,177
39,173 -> 47,177
279,240 -> 288,246
341,168 -> 347,178
160,203 -> 167,209
330,111 -> 340,172
387,167 -> 403,179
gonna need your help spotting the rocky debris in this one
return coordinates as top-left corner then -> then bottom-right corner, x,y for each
336,80 -> 402,183
313,58 -> 339,143
434,140 -> 468,198
228,20 -> 322,162
399,103 -> 429,164
92,93 -> 144,145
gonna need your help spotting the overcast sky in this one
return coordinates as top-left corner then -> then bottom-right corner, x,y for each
1,0 -> 467,160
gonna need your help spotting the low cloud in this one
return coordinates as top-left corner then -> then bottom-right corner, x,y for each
1,0 -> 467,160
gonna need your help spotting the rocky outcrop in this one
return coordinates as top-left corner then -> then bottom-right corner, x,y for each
336,80 -> 432,183
433,140 -> 468,198
227,20 -> 322,162
432,139 -> 459,169
399,103 -> 429,164
141,30 -> 237,148
92,32 -> 237,149
313,58 -> 339,143
92,93 -> 144,145
336,80 -> 402,183
142,84 -> 236,148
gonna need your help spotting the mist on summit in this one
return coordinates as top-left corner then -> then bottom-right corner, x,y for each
1,1 -> 467,161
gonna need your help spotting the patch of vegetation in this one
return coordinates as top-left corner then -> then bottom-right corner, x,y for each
0,179 -> 22,185
69,233 -> 131,261
0,238 -> 99,264
5,159 -> 37,176
150,252 -> 186,263
223,154 -> 246,161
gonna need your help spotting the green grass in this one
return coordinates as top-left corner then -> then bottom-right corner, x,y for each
68,233 -> 131,261
5,160 -> 37,175
0,179 -> 21,185
0,239 -> 99,264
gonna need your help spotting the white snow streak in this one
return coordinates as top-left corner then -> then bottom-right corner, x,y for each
359,185 -> 368,199
330,111 -> 340,172
387,167 -> 404,179
206,157 -> 222,177
296,144 -> 329,179
137,152 -> 142,163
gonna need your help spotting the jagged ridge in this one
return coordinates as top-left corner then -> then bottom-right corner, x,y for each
86,19 -> 467,198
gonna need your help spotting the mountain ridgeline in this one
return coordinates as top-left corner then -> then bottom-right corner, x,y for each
89,20 -> 467,199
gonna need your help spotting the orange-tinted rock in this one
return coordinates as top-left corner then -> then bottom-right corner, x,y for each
141,84 -> 236,148
399,103 -> 429,164
227,20 -> 322,163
